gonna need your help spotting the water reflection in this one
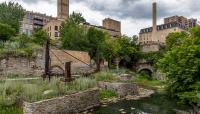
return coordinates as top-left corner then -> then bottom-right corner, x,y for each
94,93 -> 191,114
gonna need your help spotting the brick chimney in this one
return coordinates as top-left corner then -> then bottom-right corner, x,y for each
152,2 -> 157,42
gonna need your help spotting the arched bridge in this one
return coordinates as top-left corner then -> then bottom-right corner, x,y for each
136,61 -> 154,76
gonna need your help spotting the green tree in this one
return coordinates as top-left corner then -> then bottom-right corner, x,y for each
32,29 -> 48,45
104,35 -> 139,69
157,26 -> 200,110
87,27 -> 108,71
118,35 -> 138,62
165,31 -> 189,50
60,12 -> 88,51
0,23 -> 15,41
67,12 -> 86,24
0,2 -> 25,33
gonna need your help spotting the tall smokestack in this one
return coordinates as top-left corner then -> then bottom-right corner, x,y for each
152,2 -> 157,42
57,0 -> 69,20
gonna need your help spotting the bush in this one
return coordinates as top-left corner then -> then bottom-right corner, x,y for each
66,77 -> 97,92
99,89 -> 117,100
94,72 -> 116,82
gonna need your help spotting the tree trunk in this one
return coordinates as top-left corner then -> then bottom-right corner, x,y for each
96,55 -> 101,72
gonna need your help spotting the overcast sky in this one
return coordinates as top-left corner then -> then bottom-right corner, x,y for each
0,0 -> 199,36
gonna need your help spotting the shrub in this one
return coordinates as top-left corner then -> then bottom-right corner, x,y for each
66,77 -> 97,92
99,89 -> 117,100
94,72 -> 116,82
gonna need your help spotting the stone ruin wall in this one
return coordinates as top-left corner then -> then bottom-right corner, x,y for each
0,49 -> 91,76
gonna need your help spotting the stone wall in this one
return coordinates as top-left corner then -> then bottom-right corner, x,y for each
98,82 -> 139,97
0,49 -> 92,76
0,50 -> 44,76
23,88 -> 100,114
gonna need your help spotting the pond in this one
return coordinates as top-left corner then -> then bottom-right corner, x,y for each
93,93 -> 192,114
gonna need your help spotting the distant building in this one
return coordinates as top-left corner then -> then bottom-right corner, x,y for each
83,19 -> 121,38
139,22 -> 187,44
164,16 -> 197,28
43,0 -> 121,39
43,0 -> 69,39
139,2 -> 187,52
103,18 -> 121,34
43,19 -> 63,39
19,11 -> 53,35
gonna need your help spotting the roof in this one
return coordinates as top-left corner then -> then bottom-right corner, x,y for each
139,22 -> 187,34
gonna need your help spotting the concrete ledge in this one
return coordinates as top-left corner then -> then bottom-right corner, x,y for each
23,88 -> 100,114
98,82 -> 139,97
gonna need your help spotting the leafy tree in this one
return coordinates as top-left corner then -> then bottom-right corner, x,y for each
104,38 -> 121,68
0,2 -> 25,33
87,27 -> 108,71
104,35 -> 139,68
0,23 -> 15,41
157,26 -> 200,109
12,34 -> 32,48
166,31 -> 189,50
60,12 -> 88,51
118,35 -> 138,62
67,12 -> 86,24
32,29 -> 48,45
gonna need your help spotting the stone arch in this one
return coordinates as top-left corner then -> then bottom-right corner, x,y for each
50,65 -> 64,75
137,65 -> 154,77
138,68 -> 153,77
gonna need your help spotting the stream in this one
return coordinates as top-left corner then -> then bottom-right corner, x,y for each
93,93 -> 192,114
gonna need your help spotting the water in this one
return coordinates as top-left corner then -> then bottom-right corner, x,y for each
94,93 -> 191,114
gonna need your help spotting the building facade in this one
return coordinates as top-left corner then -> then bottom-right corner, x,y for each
44,0 -> 121,39
19,11 -> 53,35
139,22 -> 187,44
43,19 -> 63,39
164,16 -> 197,28
83,21 -> 121,38
103,18 -> 121,34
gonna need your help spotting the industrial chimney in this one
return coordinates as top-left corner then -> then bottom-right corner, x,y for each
57,0 -> 69,20
152,2 -> 157,42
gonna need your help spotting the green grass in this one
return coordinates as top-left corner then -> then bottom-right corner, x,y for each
94,72 -> 117,82
0,77 -> 97,107
132,75 -> 165,89
99,89 -> 117,100
0,105 -> 22,114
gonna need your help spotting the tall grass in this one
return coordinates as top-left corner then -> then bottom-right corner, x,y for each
0,77 -> 97,105
94,72 -> 116,82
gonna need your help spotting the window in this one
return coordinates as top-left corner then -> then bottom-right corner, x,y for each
55,32 -> 59,37
26,29 -> 29,34
55,26 -> 58,31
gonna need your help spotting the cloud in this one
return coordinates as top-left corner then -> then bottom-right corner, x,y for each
1,0 -> 199,36
70,0 -> 200,20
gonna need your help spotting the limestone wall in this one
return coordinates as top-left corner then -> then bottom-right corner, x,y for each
0,50 -> 44,76
23,88 -> 100,114
98,82 -> 139,97
0,49 -> 92,76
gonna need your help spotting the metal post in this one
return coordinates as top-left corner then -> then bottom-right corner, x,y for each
64,62 -> 72,82
44,37 -> 50,80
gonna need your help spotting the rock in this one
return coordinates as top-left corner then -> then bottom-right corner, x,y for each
121,111 -> 126,114
119,109 -> 124,111
131,107 -> 136,110
119,74 -> 132,82
43,90 -> 54,96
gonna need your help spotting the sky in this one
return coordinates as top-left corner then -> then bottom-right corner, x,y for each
0,0 -> 199,36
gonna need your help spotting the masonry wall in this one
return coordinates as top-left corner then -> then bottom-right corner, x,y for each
23,88 -> 100,114
0,50 -> 44,76
0,49 -> 91,76
98,82 -> 139,97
